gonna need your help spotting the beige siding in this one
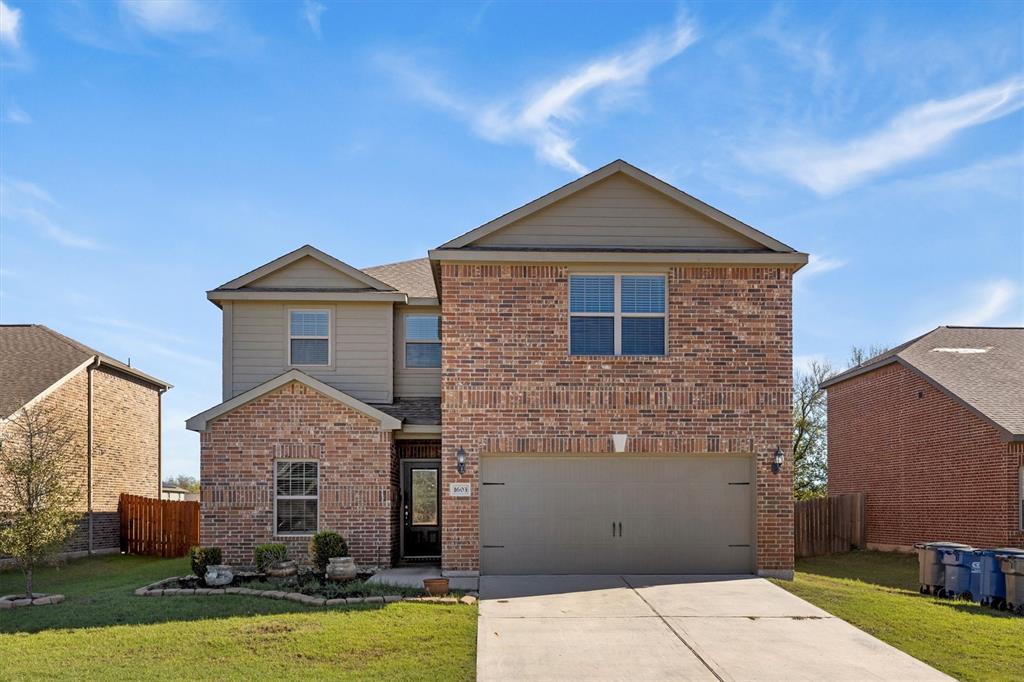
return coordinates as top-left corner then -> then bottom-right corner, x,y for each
249,256 -> 369,289
230,301 -> 393,402
475,174 -> 762,250
393,305 -> 441,398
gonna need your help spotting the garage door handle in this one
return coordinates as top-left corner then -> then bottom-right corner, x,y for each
618,522 -> 622,537
612,522 -> 616,537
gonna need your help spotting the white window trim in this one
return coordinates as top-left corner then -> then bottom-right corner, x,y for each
402,312 -> 441,370
274,459 -> 320,537
568,273 -> 668,357
287,308 -> 333,368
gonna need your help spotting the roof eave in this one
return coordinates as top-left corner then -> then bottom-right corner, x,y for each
429,249 -> 809,267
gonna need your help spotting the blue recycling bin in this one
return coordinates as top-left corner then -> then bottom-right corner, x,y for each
940,546 -> 977,599
976,548 -> 1024,608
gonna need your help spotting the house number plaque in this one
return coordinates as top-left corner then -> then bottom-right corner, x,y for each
449,483 -> 472,497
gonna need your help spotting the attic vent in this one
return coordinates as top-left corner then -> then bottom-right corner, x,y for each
930,347 -> 990,354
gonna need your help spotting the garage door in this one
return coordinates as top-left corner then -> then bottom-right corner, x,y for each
480,455 -> 754,575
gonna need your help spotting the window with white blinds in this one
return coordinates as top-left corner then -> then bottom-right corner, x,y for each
569,274 -> 666,356
289,310 -> 330,366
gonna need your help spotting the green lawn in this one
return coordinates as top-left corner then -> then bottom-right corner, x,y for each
0,554 -> 476,681
774,551 -> 1023,682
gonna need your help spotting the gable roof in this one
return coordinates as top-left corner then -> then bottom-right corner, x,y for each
0,324 -> 171,419
363,258 -> 437,299
216,245 -> 397,292
437,159 -> 799,253
185,369 -> 402,432
822,326 -> 1024,441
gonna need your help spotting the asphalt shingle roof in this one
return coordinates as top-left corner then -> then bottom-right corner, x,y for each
375,397 -> 441,425
823,326 -> 1024,438
362,258 -> 436,299
0,324 -> 170,418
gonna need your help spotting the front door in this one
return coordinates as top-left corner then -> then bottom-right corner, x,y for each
401,461 -> 441,560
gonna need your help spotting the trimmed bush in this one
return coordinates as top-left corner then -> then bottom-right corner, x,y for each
308,531 -> 348,573
253,543 -> 288,571
188,546 -> 223,578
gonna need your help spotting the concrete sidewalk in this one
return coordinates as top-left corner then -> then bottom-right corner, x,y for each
477,575 -> 951,681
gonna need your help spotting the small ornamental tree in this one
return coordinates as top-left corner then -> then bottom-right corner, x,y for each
0,405 -> 83,598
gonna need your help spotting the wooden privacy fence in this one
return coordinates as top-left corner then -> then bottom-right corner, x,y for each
119,493 -> 199,557
794,493 -> 866,558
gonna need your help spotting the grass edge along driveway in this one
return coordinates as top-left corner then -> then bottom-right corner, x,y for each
0,554 -> 476,681
773,551 -> 1023,682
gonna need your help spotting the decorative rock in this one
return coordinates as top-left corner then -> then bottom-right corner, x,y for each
438,597 -> 458,604
346,597 -> 365,604
145,590 -> 163,597
383,595 -> 402,603
325,598 -> 347,606
300,595 -> 326,606
205,565 -> 234,587
224,587 -> 246,595
0,600 -> 12,609
364,596 -> 384,604
325,557 -> 358,581
134,587 -> 149,596
263,590 -> 287,599
266,560 -> 298,578
12,598 -> 33,607
31,597 -> 53,606
460,595 -> 477,605
403,596 -> 420,602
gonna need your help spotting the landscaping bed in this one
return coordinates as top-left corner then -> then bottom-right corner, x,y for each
0,554 -> 477,680
774,551 -> 1024,682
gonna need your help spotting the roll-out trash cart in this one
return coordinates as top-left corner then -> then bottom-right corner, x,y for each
915,542 -> 972,594
1000,553 -> 1024,615
940,546 -> 978,599
977,548 -> 1024,608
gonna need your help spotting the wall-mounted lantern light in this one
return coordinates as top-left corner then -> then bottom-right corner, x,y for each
456,447 -> 467,475
772,447 -> 785,474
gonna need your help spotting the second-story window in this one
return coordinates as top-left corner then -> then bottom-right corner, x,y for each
569,274 -> 666,356
405,314 -> 441,368
289,309 -> 330,366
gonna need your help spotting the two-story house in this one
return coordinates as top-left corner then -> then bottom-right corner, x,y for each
186,160 -> 807,578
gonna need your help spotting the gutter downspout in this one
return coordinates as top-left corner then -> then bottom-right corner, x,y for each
86,356 -> 99,555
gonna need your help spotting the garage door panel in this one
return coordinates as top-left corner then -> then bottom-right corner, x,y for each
480,455 -> 754,575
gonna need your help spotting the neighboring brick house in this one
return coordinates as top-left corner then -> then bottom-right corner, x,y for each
187,160 -> 807,577
823,326 -> 1024,551
0,324 -> 171,556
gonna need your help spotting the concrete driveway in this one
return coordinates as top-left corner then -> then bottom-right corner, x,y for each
477,575 -> 951,682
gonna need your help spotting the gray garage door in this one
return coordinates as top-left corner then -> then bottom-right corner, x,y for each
480,455 -> 754,575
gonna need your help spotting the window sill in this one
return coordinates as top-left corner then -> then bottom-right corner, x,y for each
569,354 -> 669,360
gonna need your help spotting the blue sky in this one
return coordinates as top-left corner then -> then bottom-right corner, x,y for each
1,1 -> 1022,478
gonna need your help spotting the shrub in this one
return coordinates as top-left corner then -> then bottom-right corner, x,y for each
308,531 -> 348,573
253,543 -> 288,571
189,546 -> 223,577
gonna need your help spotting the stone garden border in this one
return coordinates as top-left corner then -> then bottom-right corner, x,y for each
133,576 -> 478,607
0,593 -> 65,609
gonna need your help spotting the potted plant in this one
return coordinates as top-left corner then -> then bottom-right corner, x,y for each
204,564 -> 233,587
254,543 -> 294,576
309,531 -> 355,580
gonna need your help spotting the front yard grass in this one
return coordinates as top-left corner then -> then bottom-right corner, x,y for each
774,551 -> 1023,682
0,554 -> 476,681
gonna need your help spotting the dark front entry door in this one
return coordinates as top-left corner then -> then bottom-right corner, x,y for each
402,461 -> 441,559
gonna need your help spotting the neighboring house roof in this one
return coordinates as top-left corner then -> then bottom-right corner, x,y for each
822,326 -> 1024,441
0,324 -> 172,419
435,159 -> 802,255
363,258 -> 437,299
185,369 -> 402,432
214,245 -> 397,292
161,486 -> 193,494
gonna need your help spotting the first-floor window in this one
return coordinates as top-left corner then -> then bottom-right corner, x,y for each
276,460 -> 318,535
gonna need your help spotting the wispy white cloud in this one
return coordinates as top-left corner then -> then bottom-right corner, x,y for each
797,254 -> 846,279
756,75 -> 1024,194
755,6 -> 835,82
0,179 -> 102,250
302,0 -> 325,36
946,278 -> 1020,326
84,317 -> 195,346
119,0 -> 220,35
0,0 -> 21,49
381,15 -> 698,173
3,104 -> 31,124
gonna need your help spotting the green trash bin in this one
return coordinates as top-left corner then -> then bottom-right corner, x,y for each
915,542 -> 972,595
1000,554 -> 1024,615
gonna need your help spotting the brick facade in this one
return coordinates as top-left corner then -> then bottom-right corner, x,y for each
1,365 -> 161,556
828,362 -> 1024,549
439,263 -> 796,575
200,381 -> 396,566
